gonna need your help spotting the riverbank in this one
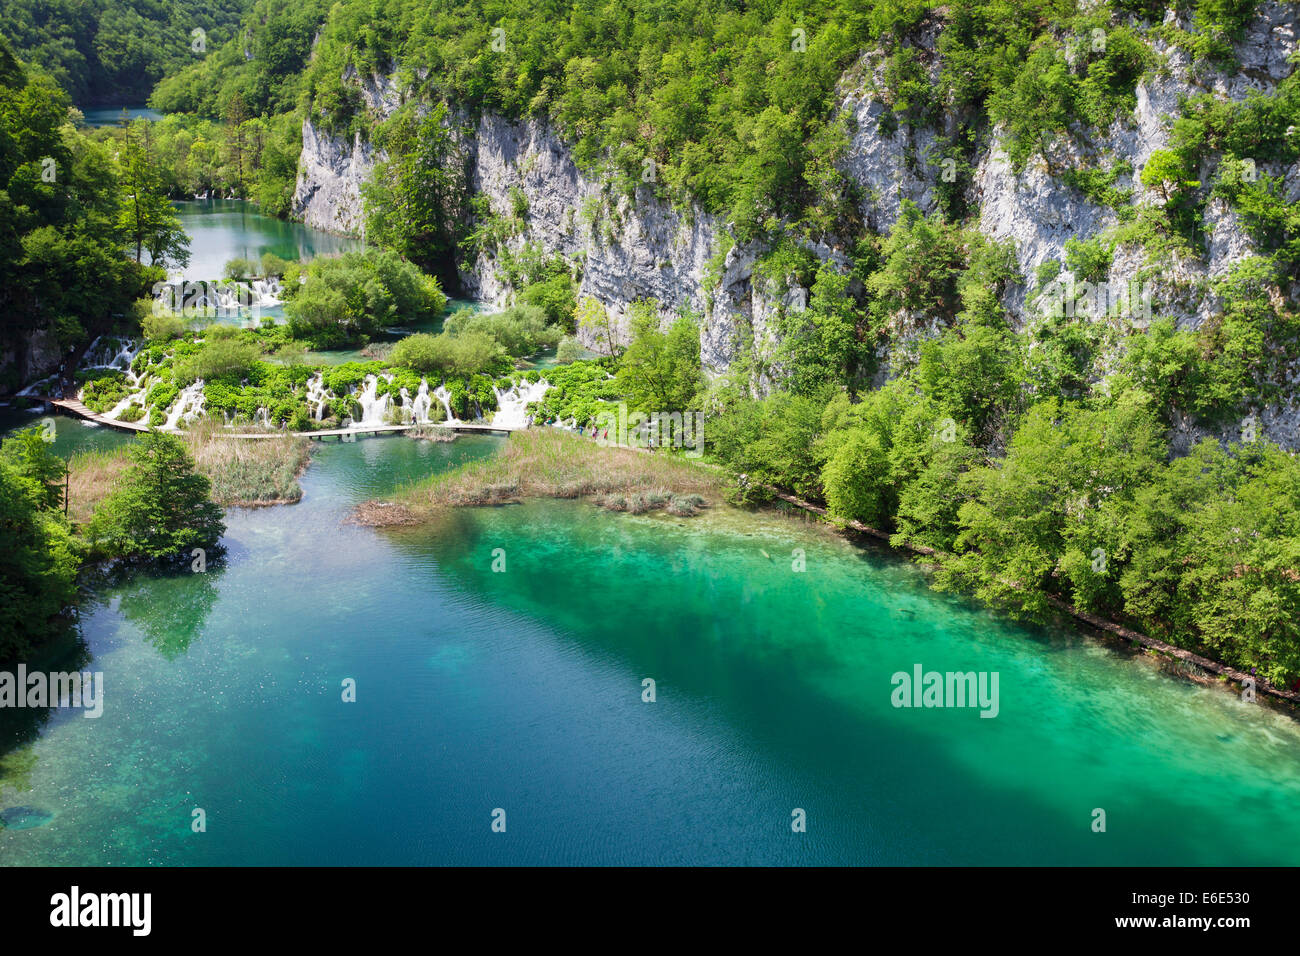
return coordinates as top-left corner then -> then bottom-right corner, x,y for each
354,428 -> 723,526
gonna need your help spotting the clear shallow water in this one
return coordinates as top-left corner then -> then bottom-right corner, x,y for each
0,410 -> 133,459
3,433 -> 1300,865
173,200 -> 363,282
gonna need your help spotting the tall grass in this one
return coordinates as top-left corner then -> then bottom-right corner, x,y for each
66,447 -> 130,524
66,423 -> 311,521
357,427 -> 723,525
183,420 -> 311,505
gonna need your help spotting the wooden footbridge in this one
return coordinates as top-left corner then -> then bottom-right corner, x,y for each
28,396 -> 518,439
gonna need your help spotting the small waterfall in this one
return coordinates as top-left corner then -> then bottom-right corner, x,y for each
85,336 -> 140,370
352,375 -> 390,427
250,278 -> 282,306
432,384 -> 456,423
305,373 -> 329,421
491,379 -> 550,430
164,381 -> 206,430
410,379 -> 433,423
106,394 -> 137,420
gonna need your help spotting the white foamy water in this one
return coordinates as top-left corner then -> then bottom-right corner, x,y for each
85,337 -> 140,370
164,381 -> 206,430
305,373 -> 329,421
410,379 -> 433,423
432,384 -> 457,424
491,380 -> 550,430
352,375 -> 391,427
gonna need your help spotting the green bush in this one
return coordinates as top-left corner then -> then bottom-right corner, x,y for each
0,458 -> 78,662
224,257 -> 257,281
284,248 -> 447,348
88,431 -> 226,563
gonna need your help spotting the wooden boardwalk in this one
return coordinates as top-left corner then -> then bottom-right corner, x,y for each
29,396 -> 518,439
41,397 -> 150,432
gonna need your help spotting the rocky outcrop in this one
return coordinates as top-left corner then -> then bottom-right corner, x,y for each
291,2 -> 1298,409
835,20 -> 947,233
0,327 -> 65,394
295,101 -> 819,373
459,114 -> 794,371
292,119 -> 375,237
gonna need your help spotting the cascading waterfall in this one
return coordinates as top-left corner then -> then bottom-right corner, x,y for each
491,380 -> 551,430
85,336 -> 140,370
410,379 -> 433,423
305,373 -> 329,421
250,277 -> 282,306
432,384 -> 456,424
352,375 -> 390,427
76,337 -> 152,419
164,381 -> 206,430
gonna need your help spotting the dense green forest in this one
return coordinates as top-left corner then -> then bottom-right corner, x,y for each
0,0 -> 247,103
0,37 -> 182,389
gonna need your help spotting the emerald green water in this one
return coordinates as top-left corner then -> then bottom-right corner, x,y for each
3,431 -> 1300,865
0,410 -> 132,458
175,199 -> 363,281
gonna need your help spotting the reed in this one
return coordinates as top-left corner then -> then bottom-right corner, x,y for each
66,423 -> 311,519
66,446 -> 130,524
357,427 -> 722,525
182,420 -> 311,505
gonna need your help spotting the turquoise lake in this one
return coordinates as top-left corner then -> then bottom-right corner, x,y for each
3,418 -> 1300,864
174,199 -> 363,282
79,105 -> 163,127
5,201 -> 1300,866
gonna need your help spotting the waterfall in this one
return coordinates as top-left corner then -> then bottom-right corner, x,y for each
432,384 -> 456,423
491,379 -> 551,430
164,381 -> 206,430
250,277 -> 282,306
305,373 -> 329,421
85,336 -> 140,370
410,379 -> 433,423
352,375 -> 390,427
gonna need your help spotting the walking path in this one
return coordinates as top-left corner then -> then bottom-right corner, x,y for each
30,396 -> 518,438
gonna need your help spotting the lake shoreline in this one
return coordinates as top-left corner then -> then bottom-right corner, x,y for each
767,486 -> 1300,709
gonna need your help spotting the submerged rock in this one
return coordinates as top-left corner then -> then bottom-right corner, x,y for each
0,806 -> 54,830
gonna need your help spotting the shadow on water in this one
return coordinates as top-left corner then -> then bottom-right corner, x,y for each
0,625 -> 92,810
373,501 -> 1196,864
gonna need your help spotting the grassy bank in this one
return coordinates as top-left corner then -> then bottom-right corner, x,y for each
66,448 -> 132,525
182,421 -> 311,506
68,425 -> 310,518
355,428 -> 723,526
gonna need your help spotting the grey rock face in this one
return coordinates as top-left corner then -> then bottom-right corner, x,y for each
288,4 -> 1298,435
292,119 -> 375,237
